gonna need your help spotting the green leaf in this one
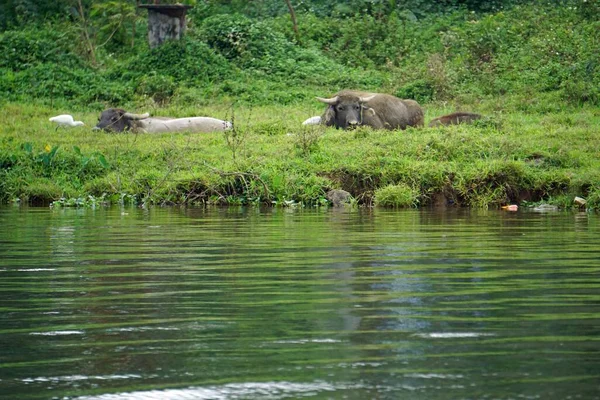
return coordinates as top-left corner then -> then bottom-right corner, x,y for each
97,154 -> 109,168
48,145 -> 60,159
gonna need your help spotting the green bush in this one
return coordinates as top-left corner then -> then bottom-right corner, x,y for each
0,25 -> 138,105
198,14 -> 385,88
113,38 -> 234,85
190,0 -> 535,20
0,2 -> 597,107
136,73 -> 177,104
441,5 -> 600,104
199,14 -> 288,65
395,79 -> 434,103
0,27 -> 81,70
374,183 -> 419,208
0,63 -> 134,105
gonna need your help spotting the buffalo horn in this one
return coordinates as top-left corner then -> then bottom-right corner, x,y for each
123,112 -> 150,120
359,95 -> 376,103
316,96 -> 339,105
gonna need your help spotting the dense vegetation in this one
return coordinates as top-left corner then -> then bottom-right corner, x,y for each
0,0 -> 599,209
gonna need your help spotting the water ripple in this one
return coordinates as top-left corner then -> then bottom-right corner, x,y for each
75,381 -> 346,400
1,207 -> 599,400
29,330 -> 85,336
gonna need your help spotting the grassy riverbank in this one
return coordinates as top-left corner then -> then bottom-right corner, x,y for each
1,1 -> 598,208
1,99 -> 599,209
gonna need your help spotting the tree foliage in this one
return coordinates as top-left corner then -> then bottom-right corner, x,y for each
90,1 -> 138,50
0,0 -> 597,107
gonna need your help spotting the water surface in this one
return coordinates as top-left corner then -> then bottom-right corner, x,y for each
1,206 -> 599,399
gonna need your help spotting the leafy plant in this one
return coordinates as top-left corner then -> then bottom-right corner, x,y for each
223,111 -> 247,165
38,144 -> 60,167
73,146 -> 109,170
114,37 -> 233,85
374,183 -> 419,208
136,73 -> 176,104
395,79 -> 435,103
90,0 -> 138,50
51,194 -> 109,208
294,125 -> 323,157
0,28 -> 81,70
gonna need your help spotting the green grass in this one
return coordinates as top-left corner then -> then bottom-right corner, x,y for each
1,2 -> 598,209
1,99 -> 599,210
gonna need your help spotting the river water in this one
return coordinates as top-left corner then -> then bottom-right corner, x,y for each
0,206 -> 599,399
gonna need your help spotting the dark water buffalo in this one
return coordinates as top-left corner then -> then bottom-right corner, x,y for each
428,112 -> 482,127
316,90 -> 424,130
94,108 -> 232,133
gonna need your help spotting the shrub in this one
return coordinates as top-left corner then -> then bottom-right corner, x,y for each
199,14 -> 289,65
112,37 -> 234,86
0,2 -> 597,108
395,79 -> 435,103
441,4 -> 600,105
0,63 -> 134,105
0,27 -> 81,70
374,183 -> 419,208
0,26 -> 137,105
198,13 -> 385,88
136,73 -> 177,105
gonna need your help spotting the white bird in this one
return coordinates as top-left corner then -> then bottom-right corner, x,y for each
302,116 -> 322,126
49,114 -> 85,131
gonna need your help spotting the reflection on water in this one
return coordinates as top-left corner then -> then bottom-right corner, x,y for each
0,206 -> 599,400
76,381 -> 346,400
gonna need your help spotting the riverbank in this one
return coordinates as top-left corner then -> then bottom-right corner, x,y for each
1,100 -> 599,209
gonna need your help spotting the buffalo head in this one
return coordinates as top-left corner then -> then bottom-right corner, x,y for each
316,92 -> 376,129
94,108 -> 149,132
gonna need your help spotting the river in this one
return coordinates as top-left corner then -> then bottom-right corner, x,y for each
1,206 -> 599,399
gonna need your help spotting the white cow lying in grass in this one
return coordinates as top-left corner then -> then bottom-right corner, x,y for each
93,108 -> 232,133
302,116 -> 322,126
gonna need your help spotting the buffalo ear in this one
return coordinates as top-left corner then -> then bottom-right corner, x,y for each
362,106 -> 377,117
123,117 -> 134,131
323,105 -> 336,126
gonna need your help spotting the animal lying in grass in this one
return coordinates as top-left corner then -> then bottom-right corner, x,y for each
428,112 -> 482,127
315,90 -> 424,130
302,116 -> 322,126
93,108 -> 232,133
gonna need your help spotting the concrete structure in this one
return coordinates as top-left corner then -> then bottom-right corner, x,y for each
139,4 -> 193,48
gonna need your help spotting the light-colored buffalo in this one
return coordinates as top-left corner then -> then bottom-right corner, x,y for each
302,116 -> 322,126
94,108 -> 232,133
